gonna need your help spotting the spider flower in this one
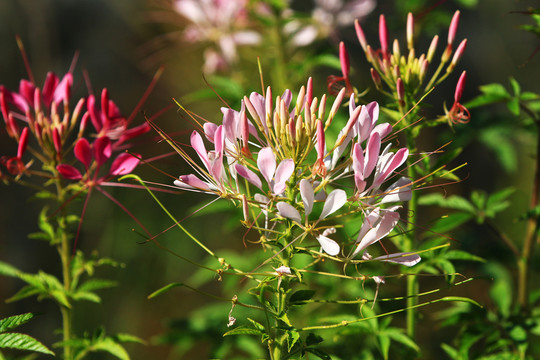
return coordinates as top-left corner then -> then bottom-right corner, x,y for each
173,78 -> 418,267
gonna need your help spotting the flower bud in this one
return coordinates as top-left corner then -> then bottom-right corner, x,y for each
427,35 -> 439,63
370,68 -> 382,90
339,42 -> 350,80
379,14 -> 389,58
448,10 -> 460,46
355,19 -> 368,52
454,71 -> 467,103
407,12 -> 414,50
448,39 -> 467,73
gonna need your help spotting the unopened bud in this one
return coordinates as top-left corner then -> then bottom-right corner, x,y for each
52,127 -> 62,155
454,71 -> 467,102
396,78 -> 405,106
295,85 -> 305,116
339,42 -> 350,80
318,94 -> 326,121
419,59 -> 429,83
327,88 -> 346,127
427,35 -> 439,63
379,14 -> 389,58
370,68 -> 382,90
407,12 -> 414,50
17,127 -> 29,159
393,39 -> 401,61
355,19 -> 368,52
448,39 -> 467,73
448,10 -> 460,46
306,77 -> 313,109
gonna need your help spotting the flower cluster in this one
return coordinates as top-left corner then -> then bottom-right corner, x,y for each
173,79 -> 420,268
330,11 -> 469,125
0,69 -> 149,187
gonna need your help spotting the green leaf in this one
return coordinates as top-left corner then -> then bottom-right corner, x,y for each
443,250 -> 485,262
223,326 -> 263,337
113,333 -> 146,345
418,193 -> 476,213
465,83 -> 510,108
0,333 -> 54,355
88,338 -> 130,360
72,291 -> 101,303
429,212 -> 473,234
289,290 -> 316,304
77,279 -> 117,292
485,263 -> 513,317
478,128 -> 517,173
305,347 -> 332,360
385,328 -> 419,352
0,314 -> 34,333
246,318 -> 265,332
439,296 -> 483,308
377,332 -> 390,360
287,330 -> 300,352
305,333 -> 323,346
147,283 -> 183,299
441,343 -> 459,359
0,261 -> 20,277
5,285 -> 41,303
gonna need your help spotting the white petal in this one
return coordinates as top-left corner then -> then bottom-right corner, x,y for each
316,235 -> 340,256
277,202 -> 302,223
299,179 -> 314,216
379,177 -> 412,204
319,189 -> 347,219
374,252 -> 421,267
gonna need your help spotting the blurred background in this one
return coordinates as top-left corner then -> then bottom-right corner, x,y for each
1,0 -> 540,358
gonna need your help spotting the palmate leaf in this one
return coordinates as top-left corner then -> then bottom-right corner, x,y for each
0,333 -> 54,356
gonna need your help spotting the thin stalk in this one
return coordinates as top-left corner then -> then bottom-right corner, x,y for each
517,122 -> 540,311
55,177 -> 73,360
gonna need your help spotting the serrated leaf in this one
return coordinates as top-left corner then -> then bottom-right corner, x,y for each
443,250 -> 485,262
72,291 -> 101,303
289,290 -> 316,304
287,330 -> 300,352
147,283 -> 183,299
0,333 -> 54,355
5,285 -> 41,303
0,314 -> 34,333
223,326 -> 263,337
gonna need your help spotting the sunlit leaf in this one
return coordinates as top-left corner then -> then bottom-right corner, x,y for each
0,333 -> 54,355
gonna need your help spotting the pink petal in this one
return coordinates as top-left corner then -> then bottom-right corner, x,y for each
299,179 -> 314,216
364,132 -> 381,178
74,138 -> 92,168
42,72 -> 59,106
277,202 -> 301,223
234,164 -> 263,190
203,122 -> 218,142
56,164 -> 82,180
319,189 -> 347,219
93,136 -> 112,165
257,147 -> 276,185
174,174 -> 211,191
190,130 -> 211,171
316,235 -> 340,256
109,152 -> 140,175
273,159 -> 294,195
17,127 -> 29,159
53,73 -> 73,104
372,123 -> 392,139
221,108 -> 239,142
354,211 -> 400,256
352,142 -> 365,180
375,148 -> 409,186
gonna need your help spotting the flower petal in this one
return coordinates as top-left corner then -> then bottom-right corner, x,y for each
57,164 -> 82,180
174,174 -> 211,191
299,179 -> 314,216
374,252 -> 421,267
277,202 -> 302,223
316,235 -> 340,256
319,189 -> 347,219
257,147 -> 276,185
74,138 -> 92,168
94,136 -> 112,165
190,130 -> 211,171
353,210 -> 400,256
110,152 -> 140,175
379,177 -> 412,204
273,159 -> 294,195
234,163 -> 263,190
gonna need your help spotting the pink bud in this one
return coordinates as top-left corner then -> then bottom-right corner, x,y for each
355,19 -> 368,52
74,137 -> 92,168
52,127 -> 62,154
451,39 -> 467,67
315,119 -> 325,160
407,13 -> 414,49
370,68 -> 382,90
379,15 -> 389,58
448,10 -> 460,45
454,71 -> 467,102
101,89 -> 109,120
42,72 -> 59,106
339,42 -> 350,79
306,77 -> 313,109
427,35 -> 439,63
396,78 -> 405,103
17,127 -> 29,159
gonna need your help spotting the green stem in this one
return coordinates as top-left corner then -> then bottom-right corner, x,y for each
517,121 -> 540,311
55,178 -> 73,360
